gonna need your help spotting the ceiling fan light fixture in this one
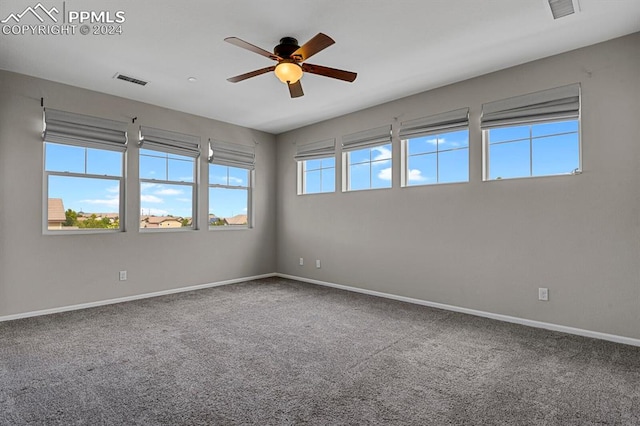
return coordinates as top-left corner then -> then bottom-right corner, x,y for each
274,61 -> 303,84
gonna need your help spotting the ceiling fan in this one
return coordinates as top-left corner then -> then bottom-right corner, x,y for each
224,33 -> 357,98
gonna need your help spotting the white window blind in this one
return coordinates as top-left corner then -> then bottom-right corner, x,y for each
43,108 -> 128,151
209,140 -> 255,170
342,125 -> 391,152
481,84 -> 580,129
294,138 -> 336,161
399,108 -> 469,140
139,126 -> 201,158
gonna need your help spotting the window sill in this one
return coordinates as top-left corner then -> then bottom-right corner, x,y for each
483,170 -> 581,182
208,226 -> 252,231
44,229 -> 122,235
139,227 -> 197,233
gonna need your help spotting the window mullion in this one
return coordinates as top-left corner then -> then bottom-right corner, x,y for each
529,125 -> 533,176
436,137 -> 440,183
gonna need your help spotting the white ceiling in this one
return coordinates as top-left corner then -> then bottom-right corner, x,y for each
1,0 -> 639,134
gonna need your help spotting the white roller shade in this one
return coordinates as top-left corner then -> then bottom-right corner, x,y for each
209,140 -> 255,170
294,138 -> 336,161
399,108 -> 469,140
481,84 -> 580,129
139,126 -> 201,158
342,125 -> 391,152
43,108 -> 128,151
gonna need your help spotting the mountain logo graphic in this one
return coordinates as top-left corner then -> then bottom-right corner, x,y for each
1,3 -> 59,24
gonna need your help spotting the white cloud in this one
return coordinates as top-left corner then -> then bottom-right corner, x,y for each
378,168 -> 428,182
105,185 -> 120,193
177,198 -> 191,203
426,137 -> 440,145
372,146 -> 392,161
154,188 -> 182,196
141,183 -> 158,191
229,176 -> 244,185
378,167 -> 392,181
407,169 -> 428,182
141,195 -> 163,203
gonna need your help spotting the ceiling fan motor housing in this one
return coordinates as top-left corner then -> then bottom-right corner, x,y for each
274,37 -> 301,59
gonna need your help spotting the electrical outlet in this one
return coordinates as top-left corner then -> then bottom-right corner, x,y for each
299,257 -> 304,266
316,260 -> 321,269
119,270 -> 127,281
538,287 -> 549,301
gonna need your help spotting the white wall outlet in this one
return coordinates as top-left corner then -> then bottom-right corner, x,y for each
538,287 -> 549,301
119,270 -> 127,281
316,260 -> 321,269
299,257 -> 304,266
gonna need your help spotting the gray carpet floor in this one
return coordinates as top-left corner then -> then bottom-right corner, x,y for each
1,277 -> 639,425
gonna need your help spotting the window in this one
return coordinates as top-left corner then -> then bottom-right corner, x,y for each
43,109 -> 128,232
209,140 -> 255,228
138,126 -> 200,230
400,108 -> 469,186
295,138 -> 336,194
482,84 -> 581,180
209,165 -> 250,227
342,125 -> 392,191
299,158 -> 335,194
485,121 -> 579,180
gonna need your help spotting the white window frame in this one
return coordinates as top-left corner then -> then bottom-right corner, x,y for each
297,156 -> 336,195
481,84 -> 581,181
401,129 -> 469,187
482,120 -> 581,181
342,144 -> 393,192
208,164 -> 253,229
43,143 -> 125,234
208,140 -> 255,230
341,125 -> 393,192
42,109 -> 128,235
139,149 -> 198,231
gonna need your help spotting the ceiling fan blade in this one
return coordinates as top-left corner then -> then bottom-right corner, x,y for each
291,33 -> 335,61
288,81 -> 304,98
227,66 -> 276,83
224,37 -> 282,61
302,63 -> 357,82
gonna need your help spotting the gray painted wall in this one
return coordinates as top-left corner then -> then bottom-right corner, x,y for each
0,71 -> 277,316
276,33 -> 640,340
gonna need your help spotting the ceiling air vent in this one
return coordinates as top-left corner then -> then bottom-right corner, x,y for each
114,73 -> 148,86
548,0 -> 577,19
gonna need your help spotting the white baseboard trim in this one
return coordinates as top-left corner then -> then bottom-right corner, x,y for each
277,273 -> 640,348
0,273 -> 277,323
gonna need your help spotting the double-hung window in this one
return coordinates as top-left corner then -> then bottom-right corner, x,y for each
43,109 -> 128,232
208,140 -> 254,228
342,125 -> 392,191
482,84 -> 581,180
295,138 -> 336,194
400,108 -> 469,186
138,126 -> 200,230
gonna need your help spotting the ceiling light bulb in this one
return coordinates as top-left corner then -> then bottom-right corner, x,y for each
274,61 -> 303,84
